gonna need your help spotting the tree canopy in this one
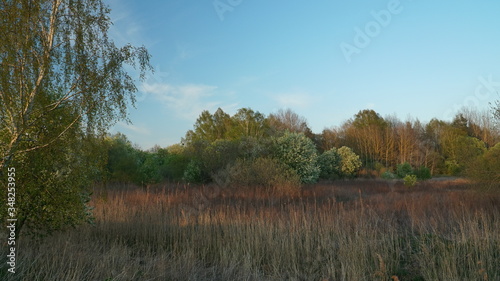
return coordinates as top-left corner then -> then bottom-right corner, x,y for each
0,0 -> 151,237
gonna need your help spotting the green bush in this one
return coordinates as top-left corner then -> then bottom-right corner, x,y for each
414,166 -> 431,180
273,132 -> 320,183
337,146 -> 362,178
201,139 -> 240,176
183,160 -> 204,183
465,143 -> 500,187
381,171 -> 397,180
396,162 -> 413,178
318,148 -> 342,180
403,174 -> 417,187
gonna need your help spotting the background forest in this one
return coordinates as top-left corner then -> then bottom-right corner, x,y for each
103,107 -> 500,189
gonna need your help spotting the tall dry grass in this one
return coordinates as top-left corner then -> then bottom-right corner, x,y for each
2,179 -> 499,280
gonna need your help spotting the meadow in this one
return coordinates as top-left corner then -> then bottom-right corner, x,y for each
3,179 -> 500,281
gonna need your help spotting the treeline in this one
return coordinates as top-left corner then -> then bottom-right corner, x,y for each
320,108 -> 499,178
102,107 -> 500,188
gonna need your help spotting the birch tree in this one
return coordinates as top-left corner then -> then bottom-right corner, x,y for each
0,0 -> 151,236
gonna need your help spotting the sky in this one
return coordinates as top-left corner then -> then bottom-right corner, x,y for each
107,0 -> 500,150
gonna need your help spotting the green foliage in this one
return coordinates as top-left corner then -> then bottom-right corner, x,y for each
185,109 -> 232,143
396,162 -> 413,178
183,160 -> 205,183
403,174 -> 417,187
163,151 -> 190,182
0,0 -> 151,237
352,109 -> 387,129
184,108 -> 270,144
201,139 -> 241,178
439,123 -> 487,176
227,108 -> 270,139
318,147 -> 342,180
445,160 -> 461,176
465,143 -> 500,186
337,146 -> 362,178
414,166 -> 432,180
1,130 -> 101,238
237,137 -> 272,160
138,152 -> 165,185
104,135 -> 191,184
273,132 -> 320,183
105,133 -> 142,183
381,171 -> 397,180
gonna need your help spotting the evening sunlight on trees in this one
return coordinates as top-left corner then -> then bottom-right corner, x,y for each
101,106 -> 499,190
0,0 -> 151,237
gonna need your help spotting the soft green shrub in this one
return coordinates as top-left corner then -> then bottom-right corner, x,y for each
403,174 -> 417,187
183,160 -> 204,183
414,166 -> 431,180
396,162 -> 413,178
273,132 -> 320,183
381,171 -> 397,180
337,146 -> 362,178
465,143 -> 500,187
318,148 -> 342,180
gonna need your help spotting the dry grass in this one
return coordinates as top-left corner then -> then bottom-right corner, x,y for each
2,179 -> 499,280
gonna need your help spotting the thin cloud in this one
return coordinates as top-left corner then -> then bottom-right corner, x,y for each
274,92 -> 314,109
116,122 -> 151,135
142,82 -> 237,120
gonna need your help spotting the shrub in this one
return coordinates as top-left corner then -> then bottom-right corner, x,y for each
138,152 -> 164,185
414,166 -> 431,180
403,174 -> 417,187
381,171 -> 397,180
273,132 -> 320,183
213,157 -> 301,195
201,139 -> 240,176
396,162 -> 413,178
183,160 -> 204,183
465,143 -> 500,187
318,148 -> 342,180
337,146 -> 362,178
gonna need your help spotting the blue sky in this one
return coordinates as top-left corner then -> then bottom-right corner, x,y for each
107,0 -> 500,149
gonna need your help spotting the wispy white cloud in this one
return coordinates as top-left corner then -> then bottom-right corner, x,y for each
116,121 -> 151,135
142,82 -> 238,120
274,92 -> 315,109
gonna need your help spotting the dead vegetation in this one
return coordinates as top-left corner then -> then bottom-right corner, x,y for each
2,179 -> 499,280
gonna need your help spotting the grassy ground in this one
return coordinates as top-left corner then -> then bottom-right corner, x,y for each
2,179 -> 499,280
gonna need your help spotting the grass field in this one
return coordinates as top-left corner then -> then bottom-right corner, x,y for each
2,179 -> 500,280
